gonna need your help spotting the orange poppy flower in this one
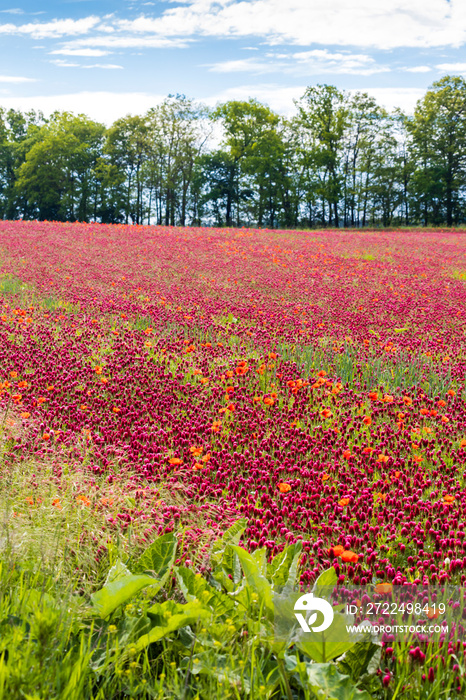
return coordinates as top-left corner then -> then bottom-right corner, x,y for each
368,392 -> 378,400
225,370 -> 234,378
321,409 -> 332,419
430,410 -> 438,417
190,445 -> 203,456
263,396 -> 275,406
441,416 -> 449,423
168,457 -> 183,465
100,497 -> 114,507
331,545 -> 345,557
444,494 -> 455,504
42,433 -> 51,441
362,446 -> 374,455
278,483 -> 291,493
341,550 -> 359,563
317,370 -> 327,377
76,495 -> 91,506
21,412 -> 30,419
459,439 -> 466,448
339,497 -> 350,506
403,396 -> 413,406
447,389 -> 456,397
377,454 -> 389,464
112,407 -> 120,413
375,583 -> 392,594
362,416 -> 372,425
211,421 -> 222,432
420,408 -> 429,416
322,473 -> 330,481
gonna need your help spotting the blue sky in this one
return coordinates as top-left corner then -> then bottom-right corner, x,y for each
1,0 -> 466,124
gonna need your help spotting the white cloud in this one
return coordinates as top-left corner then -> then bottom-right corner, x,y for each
0,16 -> 100,39
108,0 -> 466,50
0,74 -> 36,83
2,1 -> 465,55
350,87 -> 427,114
209,48 -> 389,76
63,34 -> 191,49
50,48 -> 111,56
0,8 -> 24,14
436,62 -> 466,71
0,91 -> 167,125
51,59 -> 123,69
209,58 -> 272,73
289,48 -> 388,75
51,59 -> 81,67
403,65 -> 432,72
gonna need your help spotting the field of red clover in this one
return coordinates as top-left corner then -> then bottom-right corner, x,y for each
1,219 -> 466,595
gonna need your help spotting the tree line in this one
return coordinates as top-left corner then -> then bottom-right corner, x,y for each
1,75 -> 466,229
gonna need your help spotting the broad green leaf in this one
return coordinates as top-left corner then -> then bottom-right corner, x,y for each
210,518 -> 247,569
105,559 -> 131,584
146,599 -> 198,625
313,566 -> 338,598
295,611 -> 356,663
230,545 -> 274,617
251,547 -> 267,576
268,541 -> 303,592
305,662 -> 372,700
91,573 -> 157,619
133,533 -> 177,584
174,566 -> 235,616
125,603 -> 209,659
210,566 -> 235,592
337,639 -> 381,681
221,544 -> 243,584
